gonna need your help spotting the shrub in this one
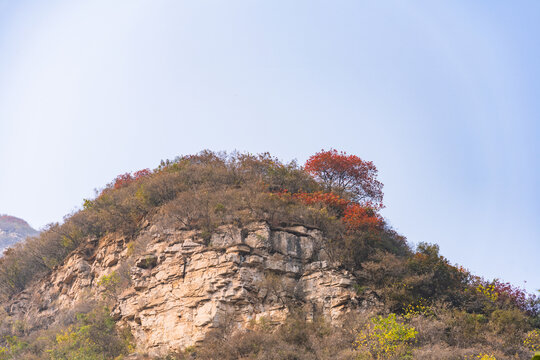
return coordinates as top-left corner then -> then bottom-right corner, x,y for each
355,313 -> 417,359
472,354 -> 497,360
46,306 -> 132,360
476,283 -> 499,303
97,271 -> 121,300
403,298 -> 434,319
0,336 -> 27,360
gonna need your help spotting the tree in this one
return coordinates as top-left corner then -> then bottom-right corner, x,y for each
304,149 -> 383,207
113,168 -> 152,189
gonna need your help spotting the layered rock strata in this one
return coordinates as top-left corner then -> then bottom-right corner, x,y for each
7,221 -> 368,356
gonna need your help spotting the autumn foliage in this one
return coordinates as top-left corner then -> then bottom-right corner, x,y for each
113,169 -> 152,189
277,149 -> 387,232
304,149 -> 383,207
274,189 -> 383,232
294,191 -> 383,231
492,280 -> 531,312
342,203 -> 383,231
292,191 -> 350,212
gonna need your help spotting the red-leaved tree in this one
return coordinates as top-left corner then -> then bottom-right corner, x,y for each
304,149 -> 383,207
113,168 -> 152,189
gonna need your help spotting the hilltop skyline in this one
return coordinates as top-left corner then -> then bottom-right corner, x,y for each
0,1 -> 538,293
0,214 -> 39,253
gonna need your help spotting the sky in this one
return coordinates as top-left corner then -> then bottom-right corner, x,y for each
0,1 -> 538,293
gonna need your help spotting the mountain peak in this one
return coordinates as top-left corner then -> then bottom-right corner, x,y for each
0,214 -> 38,253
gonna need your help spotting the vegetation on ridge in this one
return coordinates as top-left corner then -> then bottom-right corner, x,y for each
0,150 -> 539,359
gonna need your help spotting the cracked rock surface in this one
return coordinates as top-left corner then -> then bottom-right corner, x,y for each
7,221 -> 370,356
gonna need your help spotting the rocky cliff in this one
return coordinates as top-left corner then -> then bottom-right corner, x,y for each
7,220 -> 373,357
0,215 -> 38,254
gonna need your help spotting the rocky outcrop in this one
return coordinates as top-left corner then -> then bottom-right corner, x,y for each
6,221 -> 372,357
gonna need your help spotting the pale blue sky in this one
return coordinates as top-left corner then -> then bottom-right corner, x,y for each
0,1 -> 538,292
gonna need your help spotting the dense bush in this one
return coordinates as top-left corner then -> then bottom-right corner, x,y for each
47,306 -> 132,360
0,305 -> 132,360
355,313 -> 417,359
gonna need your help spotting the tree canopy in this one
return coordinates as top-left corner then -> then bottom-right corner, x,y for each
304,149 -> 383,207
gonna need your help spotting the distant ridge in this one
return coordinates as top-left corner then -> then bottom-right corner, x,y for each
0,214 -> 38,253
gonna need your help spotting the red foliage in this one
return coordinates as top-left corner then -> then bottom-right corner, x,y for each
293,191 -> 350,212
304,149 -> 383,207
113,168 -> 152,189
492,280 -> 528,310
133,169 -> 152,180
113,173 -> 134,189
342,203 -> 383,231
277,189 -> 383,232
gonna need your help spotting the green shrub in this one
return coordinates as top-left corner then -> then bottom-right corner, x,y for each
0,336 -> 27,360
47,306 -> 132,360
97,271 -> 121,300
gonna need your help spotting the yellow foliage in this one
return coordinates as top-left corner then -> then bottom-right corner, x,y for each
476,284 -> 498,302
97,271 -> 120,299
403,298 -> 434,319
524,329 -> 540,352
355,313 -> 417,359
126,241 -> 135,256
465,353 -> 497,360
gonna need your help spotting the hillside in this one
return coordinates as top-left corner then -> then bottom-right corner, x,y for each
0,151 -> 539,359
0,215 -> 38,254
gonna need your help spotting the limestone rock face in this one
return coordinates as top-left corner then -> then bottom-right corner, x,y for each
6,221 -> 368,357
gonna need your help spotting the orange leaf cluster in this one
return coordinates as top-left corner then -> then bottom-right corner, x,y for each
304,149 -> 383,207
342,203 -> 383,230
293,191 -> 350,212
